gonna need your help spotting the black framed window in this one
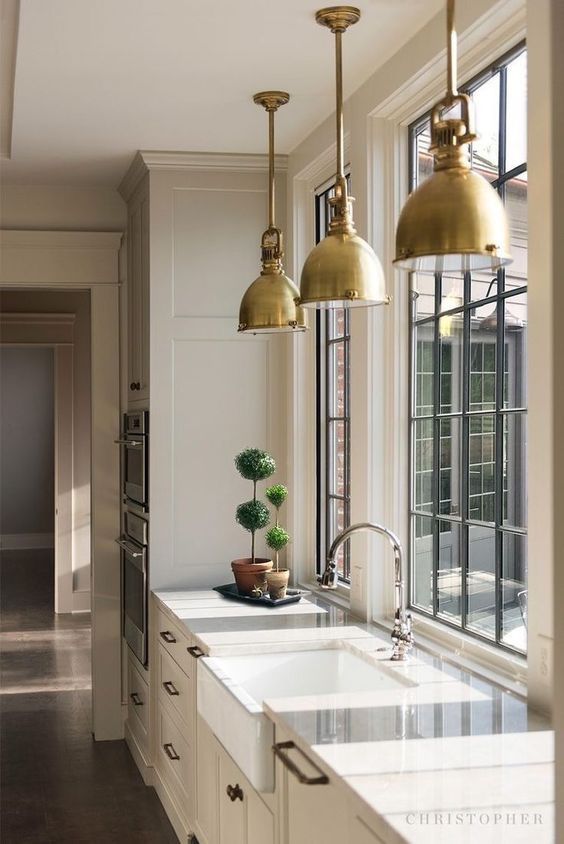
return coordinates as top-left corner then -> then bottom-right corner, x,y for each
409,44 -> 527,654
316,179 -> 352,582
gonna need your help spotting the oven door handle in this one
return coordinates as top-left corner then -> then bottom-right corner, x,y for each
114,439 -> 144,447
115,538 -> 144,558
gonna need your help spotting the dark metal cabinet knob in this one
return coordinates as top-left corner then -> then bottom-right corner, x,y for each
159,630 -> 176,644
130,381 -> 141,391
129,692 -> 143,706
226,783 -> 243,802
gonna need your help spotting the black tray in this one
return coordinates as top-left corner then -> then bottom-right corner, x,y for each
214,583 -> 310,607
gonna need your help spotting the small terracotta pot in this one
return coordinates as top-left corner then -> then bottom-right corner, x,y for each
266,569 -> 290,601
231,558 -> 272,597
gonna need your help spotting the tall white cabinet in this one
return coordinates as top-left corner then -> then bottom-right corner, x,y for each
119,151 -> 291,594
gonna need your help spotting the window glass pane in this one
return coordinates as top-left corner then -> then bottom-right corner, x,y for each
501,532 -> 527,651
412,515 -> 434,611
438,521 -> 462,624
503,292 -> 527,408
505,172 -> 528,284
468,414 -> 496,523
329,498 -> 348,579
328,420 -> 346,497
506,52 -> 527,171
329,341 -> 346,417
329,308 -> 347,340
414,325 -> 434,417
503,412 -> 527,529
470,328 -> 496,413
467,525 -> 496,639
439,417 -> 462,518
439,316 -> 463,414
470,269 -> 498,304
413,419 -> 434,513
415,121 -> 432,186
413,274 -> 436,321
471,74 -> 500,182
440,274 -> 464,313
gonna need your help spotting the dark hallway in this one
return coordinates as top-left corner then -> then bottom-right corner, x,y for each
0,548 -> 177,843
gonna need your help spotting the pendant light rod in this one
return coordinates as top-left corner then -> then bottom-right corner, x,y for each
446,0 -> 458,103
253,91 -> 289,235
335,28 -> 344,181
268,107 -> 275,229
316,6 -> 360,221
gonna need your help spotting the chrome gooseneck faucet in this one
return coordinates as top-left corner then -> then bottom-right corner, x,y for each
319,521 -> 413,661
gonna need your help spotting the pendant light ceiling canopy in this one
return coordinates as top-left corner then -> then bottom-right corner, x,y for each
394,0 -> 512,274
238,92 -> 307,334
299,7 -> 389,309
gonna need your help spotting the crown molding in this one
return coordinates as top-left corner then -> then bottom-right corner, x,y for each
119,150 -> 289,201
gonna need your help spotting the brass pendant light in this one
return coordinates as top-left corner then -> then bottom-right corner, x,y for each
298,7 -> 388,309
394,0 -> 512,274
238,92 -> 307,334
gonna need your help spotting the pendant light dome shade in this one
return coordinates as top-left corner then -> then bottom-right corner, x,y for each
395,159 -> 511,273
238,92 -> 307,333
299,8 -> 388,309
394,0 -> 512,274
299,224 -> 388,308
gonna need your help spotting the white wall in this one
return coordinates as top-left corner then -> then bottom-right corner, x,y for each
124,156 -> 291,590
0,346 -> 54,546
0,290 -> 91,596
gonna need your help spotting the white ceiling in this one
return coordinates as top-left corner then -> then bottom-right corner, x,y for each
1,0 -> 444,187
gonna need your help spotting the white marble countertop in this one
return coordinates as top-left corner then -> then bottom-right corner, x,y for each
154,588 -> 554,843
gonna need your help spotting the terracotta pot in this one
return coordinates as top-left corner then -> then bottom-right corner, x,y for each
231,558 -> 272,597
266,569 -> 290,601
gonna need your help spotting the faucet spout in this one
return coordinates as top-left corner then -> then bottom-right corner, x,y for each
319,521 -> 413,661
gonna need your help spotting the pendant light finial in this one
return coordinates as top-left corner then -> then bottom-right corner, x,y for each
238,91 -> 307,334
298,7 -> 389,310
394,0 -> 512,274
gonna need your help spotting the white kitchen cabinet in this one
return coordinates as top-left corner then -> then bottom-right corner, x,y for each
125,650 -> 151,772
196,716 -> 219,844
126,178 -> 149,404
275,730 -> 348,844
196,715 -> 275,844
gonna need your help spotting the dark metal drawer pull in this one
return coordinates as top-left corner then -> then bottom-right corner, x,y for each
226,783 -> 244,802
160,631 -> 177,644
129,692 -> 143,706
187,645 -> 205,658
273,741 -> 329,785
163,680 -> 180,696
163,742 -> 180,761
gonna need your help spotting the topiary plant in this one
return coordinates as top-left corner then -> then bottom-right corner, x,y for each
235,448 -> 276,563
265,483 -> 289,571
265,525 -> 290,572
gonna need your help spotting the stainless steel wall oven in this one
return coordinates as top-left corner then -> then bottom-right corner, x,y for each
115,411 -> 149,509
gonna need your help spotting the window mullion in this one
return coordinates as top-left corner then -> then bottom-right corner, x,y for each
461,271 -> 471,632
432,273 -> 441,617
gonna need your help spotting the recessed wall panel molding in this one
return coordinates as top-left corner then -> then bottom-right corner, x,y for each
170,337 -> 269,575
172,187 -> 267,319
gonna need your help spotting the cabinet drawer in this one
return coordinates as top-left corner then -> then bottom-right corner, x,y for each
156,703 -> 193,818
158,644 -> 194,738
155,606 -> 194,675
127,656 -> 149,750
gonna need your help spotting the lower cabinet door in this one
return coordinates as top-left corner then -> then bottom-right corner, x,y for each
196,717 -> 219,844
218,750 -> 246,844
276,738 -> 348,844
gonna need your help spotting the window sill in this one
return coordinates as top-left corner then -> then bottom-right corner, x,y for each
399,610 -> 527,695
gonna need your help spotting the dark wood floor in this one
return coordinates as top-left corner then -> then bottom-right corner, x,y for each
0,548 -> 178,843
